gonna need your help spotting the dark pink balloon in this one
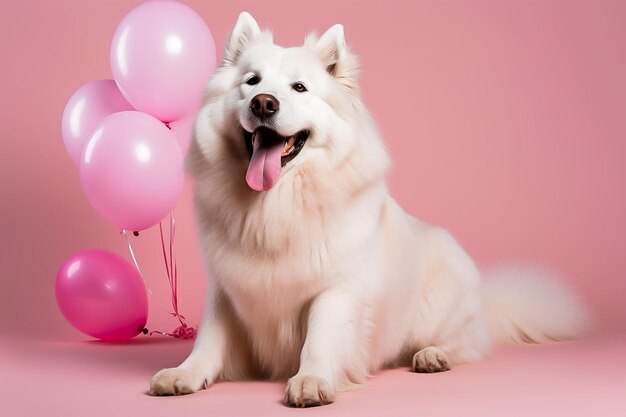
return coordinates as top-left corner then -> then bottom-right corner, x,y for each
55,249 -> 148,341
110,1 -> 216,122
61,80 -> 135,165
79,111 -> 184,231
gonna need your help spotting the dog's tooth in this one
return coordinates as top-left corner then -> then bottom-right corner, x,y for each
279,135 -> 297,156
283,136 -> 295,153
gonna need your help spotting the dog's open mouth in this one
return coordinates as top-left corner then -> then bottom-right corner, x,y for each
243,127 -> 309,191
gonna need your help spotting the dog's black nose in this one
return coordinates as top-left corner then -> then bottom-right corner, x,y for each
250,94 -> 279,119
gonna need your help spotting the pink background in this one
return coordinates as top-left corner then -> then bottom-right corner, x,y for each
1,0 -> 626,415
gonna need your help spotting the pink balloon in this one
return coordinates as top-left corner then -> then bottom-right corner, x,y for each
79,111 -> 184,231
110,1 -> 216,122
170,116 -> 195,156
61,80 -> 135,165
56,249 -> 148,341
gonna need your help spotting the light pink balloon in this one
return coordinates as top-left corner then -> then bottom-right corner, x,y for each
110,1 -> 216,123
169,115 -> 196,156
61,80 -> 135,165
79,111 -> 184,231
56,249 -> 148,342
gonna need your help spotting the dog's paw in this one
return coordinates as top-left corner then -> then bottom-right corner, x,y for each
149,367 -> 208,396
284,375 -> 336,407
412,346 -> 451,373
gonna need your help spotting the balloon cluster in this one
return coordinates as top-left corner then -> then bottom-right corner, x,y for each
57,1 -> 215,342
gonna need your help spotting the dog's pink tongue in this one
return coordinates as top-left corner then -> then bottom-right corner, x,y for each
246,128 -> 284,191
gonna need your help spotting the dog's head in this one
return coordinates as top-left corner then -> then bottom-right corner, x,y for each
191,12 -> 388,197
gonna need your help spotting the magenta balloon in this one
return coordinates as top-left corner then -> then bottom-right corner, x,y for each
61,80 -> 135,165
56,249 -> 148,341
170,115 -> 195,156
79,111 -> 184,231
110,1 -> 216,122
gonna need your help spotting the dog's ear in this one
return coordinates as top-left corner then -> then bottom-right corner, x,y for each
309,24 -> 359,91
225,12 -> 261,65
315,24 -> 346,77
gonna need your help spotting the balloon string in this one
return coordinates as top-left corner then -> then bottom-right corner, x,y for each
153,210 -> 196,339
170,212 -> 179,323
148,326 -> 196,340
121,229 -> 152,295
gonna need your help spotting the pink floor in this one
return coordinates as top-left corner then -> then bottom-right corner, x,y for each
3,332 -> 625,417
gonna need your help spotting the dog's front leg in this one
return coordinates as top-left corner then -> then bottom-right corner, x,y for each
150,289 -> 231,396
285,288 -> 362,407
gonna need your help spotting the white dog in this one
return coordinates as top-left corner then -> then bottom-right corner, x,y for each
150,12 -> 588,407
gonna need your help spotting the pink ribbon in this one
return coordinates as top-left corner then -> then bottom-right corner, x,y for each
153,211 -> 197,339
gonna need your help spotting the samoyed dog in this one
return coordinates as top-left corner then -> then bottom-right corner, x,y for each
150,12 -> 588,407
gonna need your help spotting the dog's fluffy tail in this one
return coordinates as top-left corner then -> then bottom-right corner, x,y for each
482,266 -> 590,344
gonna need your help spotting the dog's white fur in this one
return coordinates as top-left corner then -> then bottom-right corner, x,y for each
150,12 -> 588,407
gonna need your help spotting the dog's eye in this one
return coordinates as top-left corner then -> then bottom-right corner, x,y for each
246,75 -> 260,86
292,82 -> 307,93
